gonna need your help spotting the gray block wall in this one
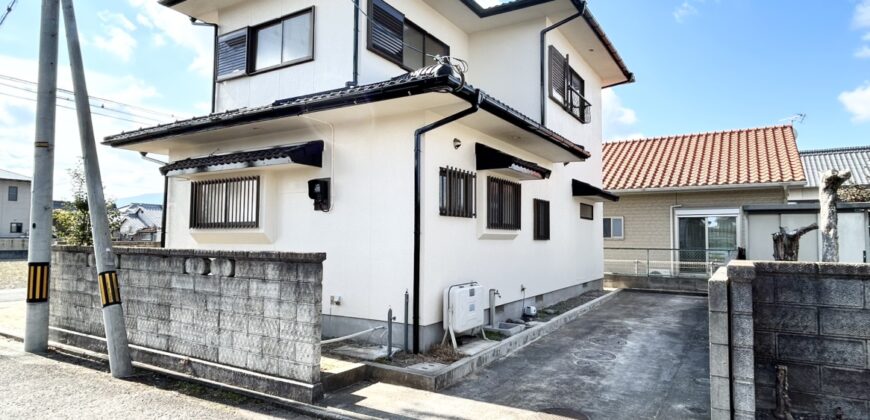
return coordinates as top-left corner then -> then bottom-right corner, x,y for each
710,261 -> 870,419
49,246 -> 325,386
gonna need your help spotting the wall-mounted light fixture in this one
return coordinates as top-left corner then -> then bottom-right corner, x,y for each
453,138 -> 462,150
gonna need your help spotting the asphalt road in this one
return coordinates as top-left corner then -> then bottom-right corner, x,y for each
0,288 -> 24,303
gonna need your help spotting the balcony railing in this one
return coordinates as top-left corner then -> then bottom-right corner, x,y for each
565,84 -> 591,124
604,247 -> 738,278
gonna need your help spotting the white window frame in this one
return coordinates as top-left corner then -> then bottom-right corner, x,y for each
673,208 -> 741,250
603,216 -> 624,240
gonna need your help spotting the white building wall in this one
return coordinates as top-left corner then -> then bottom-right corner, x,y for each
745,212 -> 867,263
0,180 -> 31,238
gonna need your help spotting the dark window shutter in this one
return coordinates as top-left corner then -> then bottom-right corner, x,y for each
548,45 -> 566,99
370,0 -> 404,64
217,29 -> 248,80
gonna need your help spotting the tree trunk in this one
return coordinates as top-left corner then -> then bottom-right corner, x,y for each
773,223 -> 818,261
819,169 -> 852,262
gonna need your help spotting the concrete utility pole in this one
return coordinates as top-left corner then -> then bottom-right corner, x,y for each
24,0 -> 60,354
61,0 -> 133,377
819,169 -> 852,263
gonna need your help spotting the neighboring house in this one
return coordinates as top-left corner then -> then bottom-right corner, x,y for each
743,146 -> 870,262
103,0 -> 632,352
602,125 -> 805,276
117,203 -> 163,242
0,169 -> 31,238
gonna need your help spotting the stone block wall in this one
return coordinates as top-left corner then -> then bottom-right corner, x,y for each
709,261 -> 870,419
49,246 -> 325,398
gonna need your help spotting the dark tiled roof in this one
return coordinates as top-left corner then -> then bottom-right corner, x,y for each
800,146 -> 870,187
104,71 -> 590,161
603,125 -> 805,190
159,141 -> 324,175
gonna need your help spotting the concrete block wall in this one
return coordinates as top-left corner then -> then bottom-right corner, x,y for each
710,260 -> 870,419
49,246 -> 325,386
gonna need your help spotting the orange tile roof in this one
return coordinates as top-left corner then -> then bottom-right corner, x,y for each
603,125 -> 806,191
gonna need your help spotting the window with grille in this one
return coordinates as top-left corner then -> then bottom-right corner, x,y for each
533,199 -> 550,240
580,203 -> 594,220
190,176 -> 260,229
9,223 -> 22,234
439,167 -> 475,218
549,45 -> 591,124
486,176 -> 521,230
368,0 -> 449,71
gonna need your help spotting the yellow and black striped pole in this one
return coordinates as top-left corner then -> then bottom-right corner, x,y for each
97,271 -> 122,307
26,263 -> 50,303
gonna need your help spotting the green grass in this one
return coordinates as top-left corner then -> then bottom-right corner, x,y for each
0,261 -> 26,290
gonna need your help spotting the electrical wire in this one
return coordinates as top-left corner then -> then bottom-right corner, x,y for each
0,91 -> 155,126
0,0 -> 17,28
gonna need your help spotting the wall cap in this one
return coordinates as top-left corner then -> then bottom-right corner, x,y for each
52,245 -> 326,263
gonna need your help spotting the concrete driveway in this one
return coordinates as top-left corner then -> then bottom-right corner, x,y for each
442,290 -> 710,420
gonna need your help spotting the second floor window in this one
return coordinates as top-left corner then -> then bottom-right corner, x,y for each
190,176 -> 260,229
7,186 -> 17,201
254,9 -> 314,71
549,45 -> 591,124
369,0 -> 449,71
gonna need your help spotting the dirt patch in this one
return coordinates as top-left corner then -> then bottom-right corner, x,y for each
0,261 -> 26,290
534,289 -> 609,322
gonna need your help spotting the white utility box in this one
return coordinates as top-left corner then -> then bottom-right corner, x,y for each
443,283 -> 485,334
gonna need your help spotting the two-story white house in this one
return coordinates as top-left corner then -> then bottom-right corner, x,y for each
105,0 -> 633,352
0,169 -> 31,239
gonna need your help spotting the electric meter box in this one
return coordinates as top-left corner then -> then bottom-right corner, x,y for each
443,283 -> 485,334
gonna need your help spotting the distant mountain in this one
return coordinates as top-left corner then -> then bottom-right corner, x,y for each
116,193 -> 163,207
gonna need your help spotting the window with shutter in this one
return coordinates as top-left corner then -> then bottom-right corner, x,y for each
216,28 -> 248,80
548,45 -> 592,124
368,0 -> 450,71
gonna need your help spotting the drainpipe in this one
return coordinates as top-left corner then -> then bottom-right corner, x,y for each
140,152 -> 169,248
191,18 -> 218,113
539,1 -> 586,126
412,89 -> 482,353
347,0 -> 360,87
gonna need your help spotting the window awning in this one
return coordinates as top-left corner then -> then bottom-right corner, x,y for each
476,143 -> 551,180
572,179 -> 619,202
160,140 -> 323,176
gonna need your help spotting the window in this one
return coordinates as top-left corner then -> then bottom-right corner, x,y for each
190,176 -> 260,229
580,203 -> 594,220
253,9 -> 314,71
216,28 -> 248,80
548,45 -> 591,124
603,217 -> 623,239
439,167 -> 475,218
7,186 -> 17,201
533,199 -> 550,240
9,223 -> 22,234
486,177 -> 521,230
368,0 -> 449,71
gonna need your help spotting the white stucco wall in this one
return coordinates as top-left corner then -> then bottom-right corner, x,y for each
0,180 -> 30,238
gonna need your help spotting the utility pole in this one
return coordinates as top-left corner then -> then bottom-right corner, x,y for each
24,0 -> 59,354
61,0 -> 133,377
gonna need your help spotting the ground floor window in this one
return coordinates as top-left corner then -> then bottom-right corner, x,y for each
676,210 -> 738,274
439,167 -> 475,218
190,176 -> 260,229
603,217 -> 623,239
533,199 -> 550,240
580,203 -> 594,220
10,223 -> 22,234
486,176 -> 521,230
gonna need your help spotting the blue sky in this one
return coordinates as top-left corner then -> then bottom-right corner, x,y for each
0,1 -> 868,200
592,0 -> 870,148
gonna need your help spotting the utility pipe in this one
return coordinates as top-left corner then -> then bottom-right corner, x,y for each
24,0 -> 60,354
539,1 -> 586,126
488,289 -> 501,327
62,0 -> 133,378
138,153 -> 168,248
348,0 -> 360,87
321,326 -> 384,345
412,88 -> 482,353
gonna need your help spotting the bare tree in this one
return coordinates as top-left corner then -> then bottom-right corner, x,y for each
772,223 -> 818,261
819,169 -> 851,262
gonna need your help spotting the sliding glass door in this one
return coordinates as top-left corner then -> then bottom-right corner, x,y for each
677,212 -> 738,275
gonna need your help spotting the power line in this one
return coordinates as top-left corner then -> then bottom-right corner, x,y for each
0,0 -> 17,28
0,91 -> 156,126
0,73 -> 177,119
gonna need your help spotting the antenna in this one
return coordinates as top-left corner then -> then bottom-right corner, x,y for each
779,113 -> 806,124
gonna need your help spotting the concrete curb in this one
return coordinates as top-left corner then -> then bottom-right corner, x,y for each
366,289 -> 623,391
0,329 -> 370,420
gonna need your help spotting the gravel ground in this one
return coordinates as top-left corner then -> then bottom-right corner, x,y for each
0,261 -> 26,289
0,336 -> 314,419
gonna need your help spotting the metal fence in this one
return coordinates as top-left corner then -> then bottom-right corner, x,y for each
604,247 -> 738,278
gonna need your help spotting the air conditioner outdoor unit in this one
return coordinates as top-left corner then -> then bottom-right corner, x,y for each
442,282 -> 486,349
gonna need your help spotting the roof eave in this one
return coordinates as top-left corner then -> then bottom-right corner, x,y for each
609,181 -> 806,195
578,3 -> 635,88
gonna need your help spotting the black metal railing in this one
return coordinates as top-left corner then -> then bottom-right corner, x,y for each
566,84 -> 591,124
604,247 -> 738,278
439,166 -> 476,218
190,176 -> 260,229
486,176 -> 521,230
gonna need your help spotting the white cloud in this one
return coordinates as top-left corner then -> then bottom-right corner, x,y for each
602,89 -> 643,141
0,55 -> 185,201
152,34 -> 166,47
135,13 -> 154,29
863,33 -> 870,41
128,0 -> 214,78
98,11 -> 137,32
855,0 -> 870,28
673,1 -> 699,23
839,83 -> 870,123
856,45 -> 870,59
92,10 -> 138,62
